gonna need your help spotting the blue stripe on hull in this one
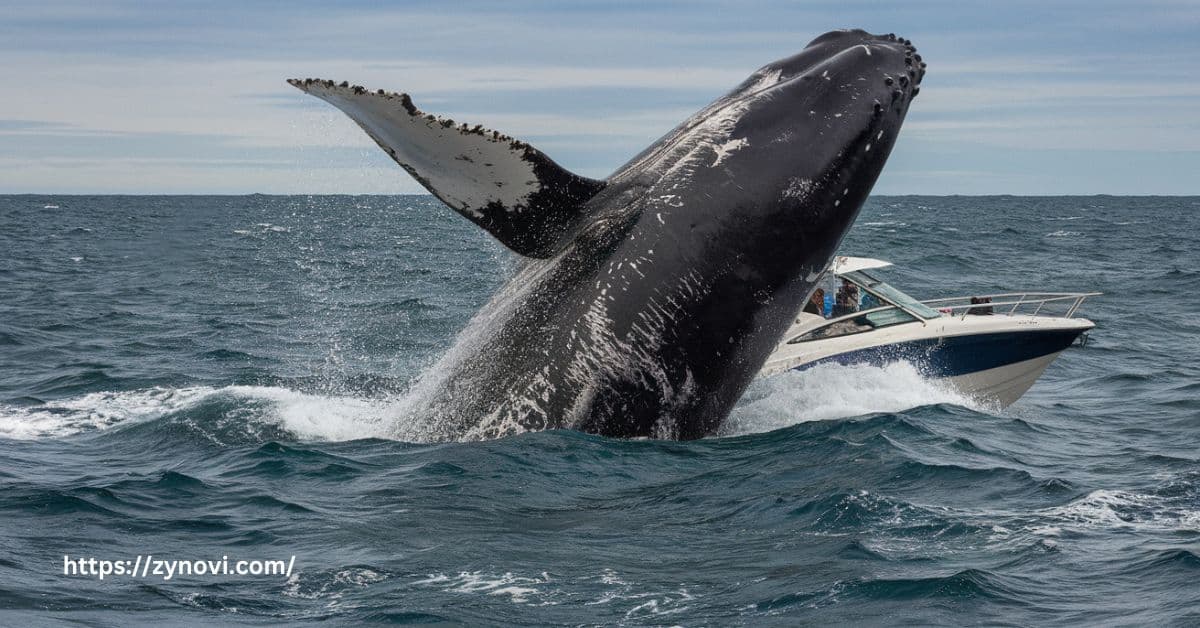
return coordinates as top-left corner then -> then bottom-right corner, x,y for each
792,329 -> 1084,378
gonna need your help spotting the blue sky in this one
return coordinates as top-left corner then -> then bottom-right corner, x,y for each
1,0 -> 1197,194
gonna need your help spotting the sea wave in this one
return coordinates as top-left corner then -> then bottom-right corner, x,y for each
2,195 -> 1197,624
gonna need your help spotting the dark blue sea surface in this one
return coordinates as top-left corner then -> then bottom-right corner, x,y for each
1,195 -> 1197,625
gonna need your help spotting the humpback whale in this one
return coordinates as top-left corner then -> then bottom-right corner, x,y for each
289,29 -> 924,440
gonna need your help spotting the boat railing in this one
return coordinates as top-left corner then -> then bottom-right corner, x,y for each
788,292 -> 1100,343
921,292 -> 1101,320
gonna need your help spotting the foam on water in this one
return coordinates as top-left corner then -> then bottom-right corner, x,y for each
0,385 -> 399,442
1036,488 -> 1200,533
0,387 -> 215,439
725,362 -> 979,436
283,567 -> 389,602
1,361 -> 979,443
407,569 -> 695,615
412,571 -> 551,604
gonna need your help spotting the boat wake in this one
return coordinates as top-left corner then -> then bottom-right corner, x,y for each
724,361 -> 983,436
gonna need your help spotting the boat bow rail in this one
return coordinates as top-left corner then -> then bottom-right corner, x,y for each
921,292 -> 1101,319
784,291 -> 1100,345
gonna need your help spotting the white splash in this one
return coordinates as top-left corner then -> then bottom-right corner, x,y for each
0,387 -> 213,439
723,362 -> 978,436
0,385 -> 400,442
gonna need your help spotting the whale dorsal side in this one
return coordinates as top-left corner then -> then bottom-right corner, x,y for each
288,79 -> 606,258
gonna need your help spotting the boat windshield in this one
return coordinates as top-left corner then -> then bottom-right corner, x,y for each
787,308 -> 918,344
841,270 -> 942,320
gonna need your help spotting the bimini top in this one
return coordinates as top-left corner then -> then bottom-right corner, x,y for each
830,256 -> 893,276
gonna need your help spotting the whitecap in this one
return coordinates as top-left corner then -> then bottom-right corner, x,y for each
1033,488 -> 1199,533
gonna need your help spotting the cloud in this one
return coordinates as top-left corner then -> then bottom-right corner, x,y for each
0,1 -> 1197,194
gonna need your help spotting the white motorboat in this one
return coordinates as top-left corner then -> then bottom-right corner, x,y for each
762,256 -> 1099,407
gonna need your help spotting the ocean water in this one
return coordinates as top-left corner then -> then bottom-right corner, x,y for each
1,194 -> 1197,625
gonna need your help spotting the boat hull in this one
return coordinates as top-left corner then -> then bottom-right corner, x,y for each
942,350 -> 1066,407
777,326 -> 1089,407
794,329 -> 1082,376
760,260 -> 1098,409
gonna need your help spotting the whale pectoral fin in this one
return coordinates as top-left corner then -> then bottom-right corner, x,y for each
288,79 -> 605,258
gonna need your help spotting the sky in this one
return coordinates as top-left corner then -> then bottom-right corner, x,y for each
1,0 -> 1197,195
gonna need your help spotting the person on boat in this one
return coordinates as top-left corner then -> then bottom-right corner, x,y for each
832,280 -> 860,317
968,296 -> 994,315
804,288 -> 826,316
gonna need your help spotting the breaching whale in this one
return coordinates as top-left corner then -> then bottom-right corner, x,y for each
289,29 -> 924,440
